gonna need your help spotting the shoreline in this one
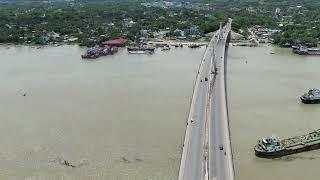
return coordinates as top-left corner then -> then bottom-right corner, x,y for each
0,42 -> 79,48
0,39 -> 209,48
147,39 -> 209,46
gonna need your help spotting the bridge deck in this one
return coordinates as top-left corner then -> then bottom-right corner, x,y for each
178,19 -> 234,180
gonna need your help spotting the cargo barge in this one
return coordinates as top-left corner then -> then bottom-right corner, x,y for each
255,129 -> 320,158
300,89 -> 320,104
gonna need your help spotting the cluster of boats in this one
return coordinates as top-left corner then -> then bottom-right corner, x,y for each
81,42 -> 204,57
81,46 -> 118,59
292,45 -> 320,55
126,43 -> 202,54
255,89 -> 320,158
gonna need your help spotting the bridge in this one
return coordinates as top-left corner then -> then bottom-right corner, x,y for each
178,19 -> 234,180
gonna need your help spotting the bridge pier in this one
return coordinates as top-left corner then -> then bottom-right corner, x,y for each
226,31 -> 231,47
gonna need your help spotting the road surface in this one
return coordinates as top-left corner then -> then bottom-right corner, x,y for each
208,21 -> 234,180
178,19 -> 234,180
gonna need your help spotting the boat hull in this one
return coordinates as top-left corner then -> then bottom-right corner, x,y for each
300,97 -> 320,104
127,47 -> 155,52
188,45 -> 200,48
255,143 -> 320,158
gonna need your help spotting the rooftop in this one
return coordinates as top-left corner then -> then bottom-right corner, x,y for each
102,38 -> 128,45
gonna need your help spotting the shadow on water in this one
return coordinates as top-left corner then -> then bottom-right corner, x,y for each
120,155 -> 144,164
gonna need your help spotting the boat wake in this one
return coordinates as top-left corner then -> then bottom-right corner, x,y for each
278,155 -> 320,162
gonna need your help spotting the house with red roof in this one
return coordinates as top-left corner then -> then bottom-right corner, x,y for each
102,38 -> 128,47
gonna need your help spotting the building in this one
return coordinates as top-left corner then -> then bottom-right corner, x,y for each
123,18 -> 135,28
47,32 -> 60,40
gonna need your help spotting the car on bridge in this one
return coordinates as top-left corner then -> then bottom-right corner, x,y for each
219,144 -> 224,150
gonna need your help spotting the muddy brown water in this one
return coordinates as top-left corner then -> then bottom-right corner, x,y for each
1,44 -> 320,180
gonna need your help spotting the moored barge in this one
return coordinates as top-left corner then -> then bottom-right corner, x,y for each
127,46 -> 155,52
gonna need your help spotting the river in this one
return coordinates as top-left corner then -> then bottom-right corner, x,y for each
0,45 -> 204,180
228,45 -> 320,180
1,44 -> 320,180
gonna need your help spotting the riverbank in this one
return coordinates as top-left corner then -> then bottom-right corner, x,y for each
0,42 -> 72,48
147,39 -> 208,46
